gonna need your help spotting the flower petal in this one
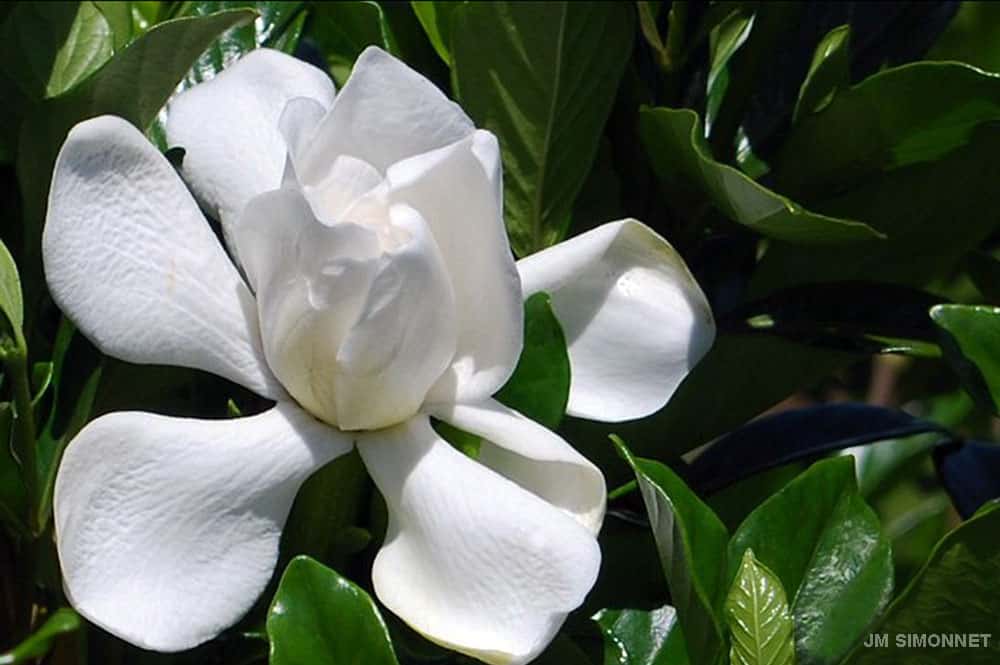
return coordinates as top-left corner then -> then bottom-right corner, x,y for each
300,46 -> 474,176
55,402 -> 351,652
390,132 -> 523,404
517,220 -> 716,422
357,416 -> 600,665
165,48 -> 335,248
428,399 -> 605,533
44,116 -> 282,398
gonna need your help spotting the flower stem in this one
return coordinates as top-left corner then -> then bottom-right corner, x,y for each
1,336 -> 37,534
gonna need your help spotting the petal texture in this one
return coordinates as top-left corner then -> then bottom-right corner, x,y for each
390,132 -> 523,404
429,399 -> 605,533
517,220 -> 716,422
300,46 -> 474,176
357,416 -> 600,665
166,48 -> 335,248
55,403 -> 351,652
44,115 -> 282,398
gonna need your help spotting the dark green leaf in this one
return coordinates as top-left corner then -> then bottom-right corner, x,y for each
0,401 -> 27,537
309,1 -> 399,86
615,437 -> 728,665
729,457 -> 893,665
965,250 -> 1000,304
725,549 -> 794,665
774,62 -> 1000,196
495,292 -> 570,430
267,556 -> 399,665
411,1 -> 459,65
927,1 -> 1000,74
794,24 -> 850,121
705,6 -> 753,128
1,2 -> 115,100
452,1 -> 633,255
931,305 -> 1000,414
595,604 -> 690,665
93,1 -> 135,49
639,108 -> 880,244
845,502 -> 1000,664
0,608 -> 81,664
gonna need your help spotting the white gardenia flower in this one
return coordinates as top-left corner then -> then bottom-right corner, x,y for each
43,47 -> 715,664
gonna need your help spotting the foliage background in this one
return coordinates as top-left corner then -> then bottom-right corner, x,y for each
2,1 -> 1000,664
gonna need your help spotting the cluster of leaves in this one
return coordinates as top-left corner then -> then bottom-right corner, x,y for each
1,1 -> 1000,665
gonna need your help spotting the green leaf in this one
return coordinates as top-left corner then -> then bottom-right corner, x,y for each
729,457 -> 893,665
705,6 -> 753,129
495,292 -> 570,430
452,1 -> 634,256
15,7 -> 255,318
595,604 -> 690,665
33,319 -> 103,535
0,239 -> 23,347
774,62 -> 1000,195
93,1 -> 135,49
927,1 -> 1000,74
411,1 -> 459,65
1,2 -> 115,100
614,436 -> 728,665
845,501 -> 1000,664
931,305 -> 1000,414
0,608 -> 81,664
639,108 -> 880,244
793,24 -> 849,121
267,556 -> 400,665
725,549 -> 795,665
0,401 -> 27,538
308,1 -> 399,86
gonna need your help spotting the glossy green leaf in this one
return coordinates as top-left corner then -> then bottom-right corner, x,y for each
725,549 -> 794,665
0,608 -> 81,664
0,239 -> 23,347
93,1 -> 134,49
928,1 -> 1000,74
452,1 -> 633,256
595,604 -> 690,665
845,502 -> 1000,664
307,1 -> 399,86
931,305 -> 1000,414
705,6 -> 752,128
729,457 -> 893,665
495,292 -> 570,430
1,2 -> 115,100
267,556 -> 399,665
774,62 -> 1000,195
411,1 -> 459,65
15,7 -> 254,315
794,24 -> 850,121
615,437 -> 728,665
639,108 -> 880,244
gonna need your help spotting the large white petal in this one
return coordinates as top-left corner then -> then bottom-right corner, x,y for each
299,46 -> 474,177
357,416 -> 600,665
389,132 -> 523,404
44,116 -> 282,398
428,399 -> 605,533
517,220 -> 716,422
165,48 -> 335,248
55,402 -> 351,652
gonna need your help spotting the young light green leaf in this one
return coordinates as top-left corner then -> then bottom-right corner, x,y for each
794,24 -> 850,121
725,549 -> 795,665
494,292 -> 570,430
931,304 -> 1000,414
452,1 -> 633,256
595,604 -> 690,665
845,501 -> 1000,664
411,1 -> 459,65
639,107 -> 880,244
0,239 -> 23,346
729,457 -> 893,665
1,2 -> 115,100
614,436 -> 728,665
268,556 -> 400,665
0,608 -> 81,664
